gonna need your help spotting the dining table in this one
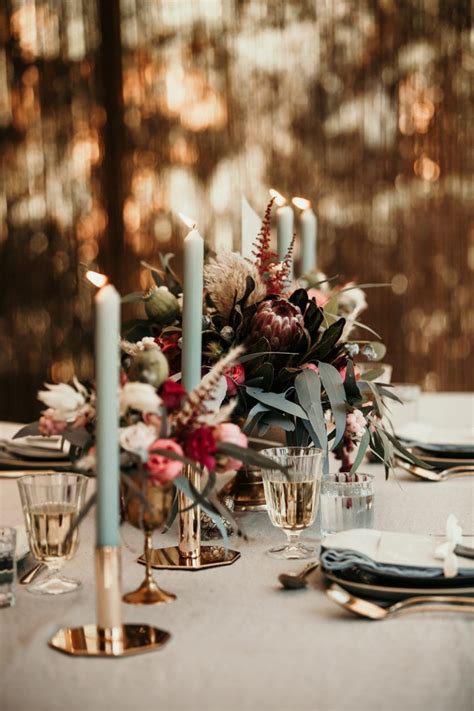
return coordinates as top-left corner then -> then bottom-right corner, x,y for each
1,392 -> 473,711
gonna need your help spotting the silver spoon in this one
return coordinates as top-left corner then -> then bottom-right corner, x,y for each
278,561 -> 320,590
397,459 -> 474,482
326,584 -> 474,620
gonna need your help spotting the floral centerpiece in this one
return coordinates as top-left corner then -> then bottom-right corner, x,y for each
120,198 -> 421,479
16,347 -> 281,539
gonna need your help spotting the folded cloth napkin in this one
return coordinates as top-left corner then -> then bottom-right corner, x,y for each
321,528 -> 474,579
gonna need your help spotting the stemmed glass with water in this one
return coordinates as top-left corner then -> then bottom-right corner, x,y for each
261,447 -> 323,559
17,473 -> 88,595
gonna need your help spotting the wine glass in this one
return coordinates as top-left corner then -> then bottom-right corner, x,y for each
17,473 -> 88,595
122,475 -> 176,605
261,447 -> 323,559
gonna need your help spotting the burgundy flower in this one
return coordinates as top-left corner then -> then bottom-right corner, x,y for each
182,426 -> 217,470
160,379 -> 186,411
155,332 -> 181,375
225,363 -> 245,396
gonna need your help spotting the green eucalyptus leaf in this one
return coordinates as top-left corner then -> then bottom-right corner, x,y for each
358,367 -> 385,382
13,422 -> 41,439
243,402 -> 269,433
360,381 -> 385,418
295,370 -> 327,455
349,428 -> 371,475
318,361 -> 347,449
343,359 -> 363,405
216,442 -> 288,473
244,386 -> 308,419
312,318 -> 346,360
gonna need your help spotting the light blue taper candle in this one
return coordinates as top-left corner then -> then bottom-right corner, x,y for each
181,217 -> 204,391
94,281 -> 121,548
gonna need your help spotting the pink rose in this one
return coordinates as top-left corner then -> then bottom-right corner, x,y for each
225,363 -> 245,396
38,409 -> 68,436
213,422 -> 248,471
146,438 -> 184,485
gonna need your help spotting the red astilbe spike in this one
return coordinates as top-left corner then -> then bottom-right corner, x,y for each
252,197 -> 277,274
175,346 -> 244,431
266,234 -> 295,295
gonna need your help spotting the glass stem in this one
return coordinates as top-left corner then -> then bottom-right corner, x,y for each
285,531 -> 301,547
144,530 -> 153,585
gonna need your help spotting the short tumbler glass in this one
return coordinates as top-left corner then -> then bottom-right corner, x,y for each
320,473 -> 375,537
0,527 -> 16,608
17,473 -> 88,595
261,447 -> 323,559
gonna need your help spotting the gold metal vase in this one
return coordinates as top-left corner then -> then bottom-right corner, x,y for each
122,477 -> 176,604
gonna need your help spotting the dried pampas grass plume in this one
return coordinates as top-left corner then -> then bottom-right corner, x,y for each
204,252 -> 267,319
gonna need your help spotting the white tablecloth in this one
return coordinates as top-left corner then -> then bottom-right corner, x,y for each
1,393 -> 474,711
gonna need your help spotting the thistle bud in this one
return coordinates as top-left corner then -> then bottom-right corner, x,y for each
144,286 -> 180,325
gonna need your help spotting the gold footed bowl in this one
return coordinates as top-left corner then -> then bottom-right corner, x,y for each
122,478 -> 176,605
221,467 -> 267,512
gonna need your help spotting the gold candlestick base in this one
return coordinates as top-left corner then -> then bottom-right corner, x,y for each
140,545 -> 241,571
48,624 -> 171,657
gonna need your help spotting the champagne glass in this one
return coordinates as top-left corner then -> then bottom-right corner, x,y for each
17,473 -> 88,595
261,447 -> 323,559
122,476 -> 176,605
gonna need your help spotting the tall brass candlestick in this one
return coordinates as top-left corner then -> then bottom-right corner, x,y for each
178,465 -> 201,561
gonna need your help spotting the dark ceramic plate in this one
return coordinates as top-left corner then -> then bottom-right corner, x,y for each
322,570 -> 474,602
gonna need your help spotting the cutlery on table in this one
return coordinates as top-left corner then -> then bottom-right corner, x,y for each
326,583 -> 474,619
454,544 -> 474,560
396,459 -> 474,482
20,563 -> 46,585
278,562 -> 320,590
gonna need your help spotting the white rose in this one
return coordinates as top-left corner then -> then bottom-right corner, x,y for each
120,381 -> 161,415
38,382 -> 86,421
120,422 -> 157,457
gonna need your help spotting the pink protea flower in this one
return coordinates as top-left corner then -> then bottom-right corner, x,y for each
146,438 -> 184,485
213,422 -> 248,471
38,409 -> 68,436
225,363 -> 245,396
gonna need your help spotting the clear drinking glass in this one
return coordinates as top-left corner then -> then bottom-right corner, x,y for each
0,527 -> 16,608
261,447 -> 323,559
320,473 -> 375,537
17,473 -> 88,595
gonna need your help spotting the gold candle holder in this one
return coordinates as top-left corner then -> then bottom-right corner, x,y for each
48,546 -> 171,657
143,464 -> 241,571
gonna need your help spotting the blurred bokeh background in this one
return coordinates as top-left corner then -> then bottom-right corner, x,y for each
1,0 -> 473,421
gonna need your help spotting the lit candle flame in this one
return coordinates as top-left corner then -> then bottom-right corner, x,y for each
178,212 -> 197,230
292,197 -> 311,210
86,270 -> 108,288
269,189 -> 287,207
